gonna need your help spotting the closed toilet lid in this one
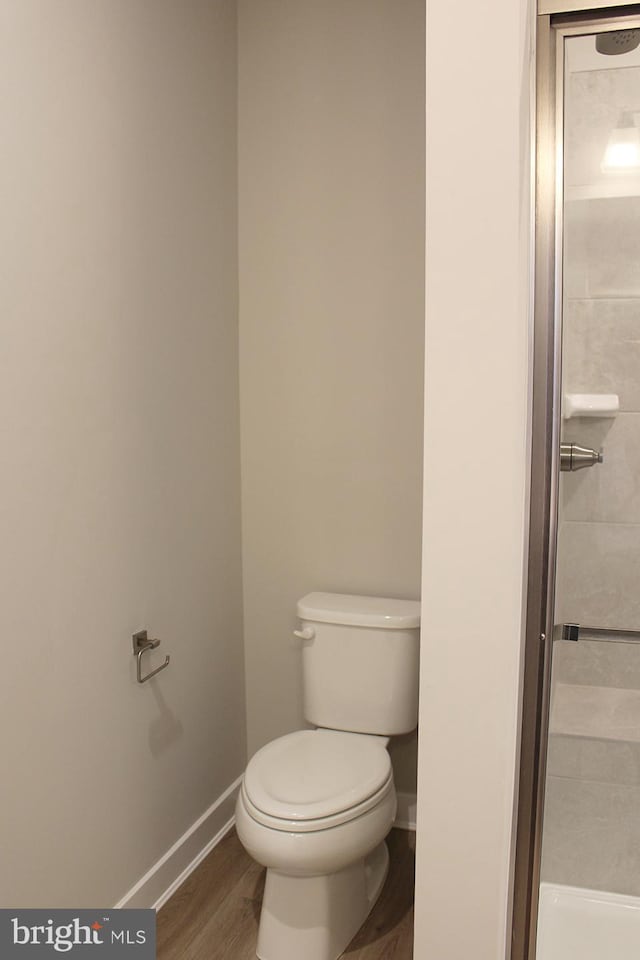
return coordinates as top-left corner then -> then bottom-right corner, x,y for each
243,729 -> 392,822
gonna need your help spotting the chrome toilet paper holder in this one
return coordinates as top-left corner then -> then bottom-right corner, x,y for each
133,630 -> 170,684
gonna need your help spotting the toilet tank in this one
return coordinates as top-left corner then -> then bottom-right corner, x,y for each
297,592 -> 421,736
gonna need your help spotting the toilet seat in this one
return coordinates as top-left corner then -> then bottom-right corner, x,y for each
243,729 -> 392,831
241,772 -> 394,833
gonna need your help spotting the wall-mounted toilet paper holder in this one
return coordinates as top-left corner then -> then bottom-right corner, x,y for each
133,630 -> 170,684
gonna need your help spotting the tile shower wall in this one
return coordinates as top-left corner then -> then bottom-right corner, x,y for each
542,64 -> 640,896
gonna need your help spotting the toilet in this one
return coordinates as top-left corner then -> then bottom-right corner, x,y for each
235,591 -> 420,960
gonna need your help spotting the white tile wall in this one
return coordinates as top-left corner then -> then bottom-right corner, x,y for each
555,637 -> 640,690
556,521 -> 640,630
559,67 -> 640,637
541,776 -> 640,896
563,299 -> 640,412
547,733 -> 640,786
564,200 -> 640,299
565,68 -> 640,190
545,59 -> 640,898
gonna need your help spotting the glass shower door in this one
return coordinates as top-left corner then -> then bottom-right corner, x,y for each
536,22 -> 640,960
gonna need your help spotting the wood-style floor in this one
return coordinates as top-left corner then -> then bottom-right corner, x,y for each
157,827 -> 415,960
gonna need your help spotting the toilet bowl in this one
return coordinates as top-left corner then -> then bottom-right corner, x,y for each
234,592 -> 421,960
235,729 -> 397,960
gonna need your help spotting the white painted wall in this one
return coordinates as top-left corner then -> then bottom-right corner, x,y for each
0,0 -> 246,907
1,0 -> 532,933
415,0 -> 533,956
237,0 -> 425,794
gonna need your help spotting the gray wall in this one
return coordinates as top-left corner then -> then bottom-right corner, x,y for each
544,63 -> 640,896
0,0 -> 246,907
237,0 -> 425,792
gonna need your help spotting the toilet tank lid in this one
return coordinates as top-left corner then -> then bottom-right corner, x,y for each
297,592 -> 421,629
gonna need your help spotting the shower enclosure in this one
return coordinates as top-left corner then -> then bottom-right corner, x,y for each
513,3 -> 640,958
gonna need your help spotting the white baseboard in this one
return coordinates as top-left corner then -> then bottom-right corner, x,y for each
116,776 -> 412,910
114,775 -> 243,911
394,791 -> 417,831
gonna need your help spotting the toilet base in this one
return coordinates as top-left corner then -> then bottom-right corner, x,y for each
256,840 -> 389,960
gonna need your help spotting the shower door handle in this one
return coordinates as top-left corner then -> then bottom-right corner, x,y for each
554,623 -> 640,643
560,443 -> 603,472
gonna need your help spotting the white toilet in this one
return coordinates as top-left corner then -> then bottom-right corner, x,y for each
235,591 -> 420,960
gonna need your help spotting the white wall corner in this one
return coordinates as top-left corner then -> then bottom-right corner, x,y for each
395,791 -> 418,831
115,776 -> 243,911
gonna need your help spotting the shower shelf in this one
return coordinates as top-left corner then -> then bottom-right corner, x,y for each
563,393 -> 619,419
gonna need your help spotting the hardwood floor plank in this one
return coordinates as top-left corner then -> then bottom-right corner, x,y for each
187,865 -> 263,960
157,830 -> 256,960
157,827 -> 414,960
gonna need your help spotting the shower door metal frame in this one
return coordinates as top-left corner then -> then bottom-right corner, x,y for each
540,0 -> 640,14
512,6 -> 640,960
